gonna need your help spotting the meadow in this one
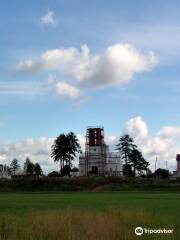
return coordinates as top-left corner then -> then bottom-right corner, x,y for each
0,192 -> 179,240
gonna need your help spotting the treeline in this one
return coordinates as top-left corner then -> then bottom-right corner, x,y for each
6,132 -> 170,179
116,134 -> 150,176
50,132 -> 170,178
9,157 -> 43,177
50,132 -> 151,177
0,177 -> 179,192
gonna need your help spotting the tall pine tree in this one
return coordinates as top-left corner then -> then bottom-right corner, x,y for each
116,134 -> 137,176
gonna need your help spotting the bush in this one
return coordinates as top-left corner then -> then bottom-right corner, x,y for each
48,171 -> 61,178
0,176 -> 180,192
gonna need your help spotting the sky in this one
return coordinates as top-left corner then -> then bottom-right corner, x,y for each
1,0 -> 180,173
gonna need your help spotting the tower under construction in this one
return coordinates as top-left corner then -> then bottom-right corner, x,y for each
79,126 -> 123,176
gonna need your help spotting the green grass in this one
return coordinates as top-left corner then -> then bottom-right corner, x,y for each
0,192 -> 180,217
0,192 -> 179,239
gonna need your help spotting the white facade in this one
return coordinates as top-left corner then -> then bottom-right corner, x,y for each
79,146 -> 123,176
106,152 -> 123,176
0,165 -> 11,179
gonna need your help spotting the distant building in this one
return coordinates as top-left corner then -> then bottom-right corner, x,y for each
70,167 -> 79,177
79,127 -> 123,176
173,154 -> 180,178
0,164 -> 11,179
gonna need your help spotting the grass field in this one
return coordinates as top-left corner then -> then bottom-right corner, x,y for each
0,192 -> 179,239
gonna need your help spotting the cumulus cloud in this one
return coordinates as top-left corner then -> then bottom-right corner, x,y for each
41,9 -> 57,27
124,116 -> 148,142
14,43 -> 158,99
0,135 -> 86,174
0,137 -> 54,173
77,44 -> 158,89
15,47 -> 78,73
53,81 -> 82,100
124,117 -> 180,171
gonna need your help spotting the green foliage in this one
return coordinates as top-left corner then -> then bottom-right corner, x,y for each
61,165 -> 71,176
51,132 -> 81,175
116,134 -> 136,176
48,171 -> 60,177
10,158 -> 20,175
116,134 -> 149,176
24,157 -> 34,175
0,177 -> 180,192
23,158 -> 43,177
122,164 -> 133,176
116,134 -> 137,164
129,149 -> 150,175
154,168 -> 170,179
34,163 -> 43,176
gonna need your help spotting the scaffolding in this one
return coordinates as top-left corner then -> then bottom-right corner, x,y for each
85,126 -> 107,176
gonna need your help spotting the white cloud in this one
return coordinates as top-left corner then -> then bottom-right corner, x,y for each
15,47 -> 78,73
77,134 -> 85,152
124,117 -> 180,171
0,135 -> 86,174
53,81 -> 82,100
0,137 -> 54,173
105,135 -> 118,151
124,116 -> 148,142
157,126 -> 180,139
41,9 -> 57,27
77,44 -> 158,89
14,43 -> 158,98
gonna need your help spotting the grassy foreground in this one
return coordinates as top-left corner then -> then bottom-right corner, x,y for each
0,192 -> 179,240
0,209 -> 178,240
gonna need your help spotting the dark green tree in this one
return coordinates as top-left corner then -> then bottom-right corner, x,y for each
24,157 -> 35,175
10,158 -> 20,175
48,171 -> 60,177
66,132 -> 82,168
122,164 -> 133,176
115,134 -> 137,175
51,132 -> 81,175
154,168 -> 170,179
140,158 -> 150,174
129,149 -> 149,176
51,133 -> 68,173
34,163 -> 43,177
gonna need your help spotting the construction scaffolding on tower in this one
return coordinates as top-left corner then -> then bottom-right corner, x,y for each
85,126 -> 107,176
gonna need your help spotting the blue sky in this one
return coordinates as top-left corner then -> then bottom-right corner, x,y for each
1,0 -> 180,171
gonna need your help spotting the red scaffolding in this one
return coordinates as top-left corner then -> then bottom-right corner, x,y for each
85,126 -> 106,176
